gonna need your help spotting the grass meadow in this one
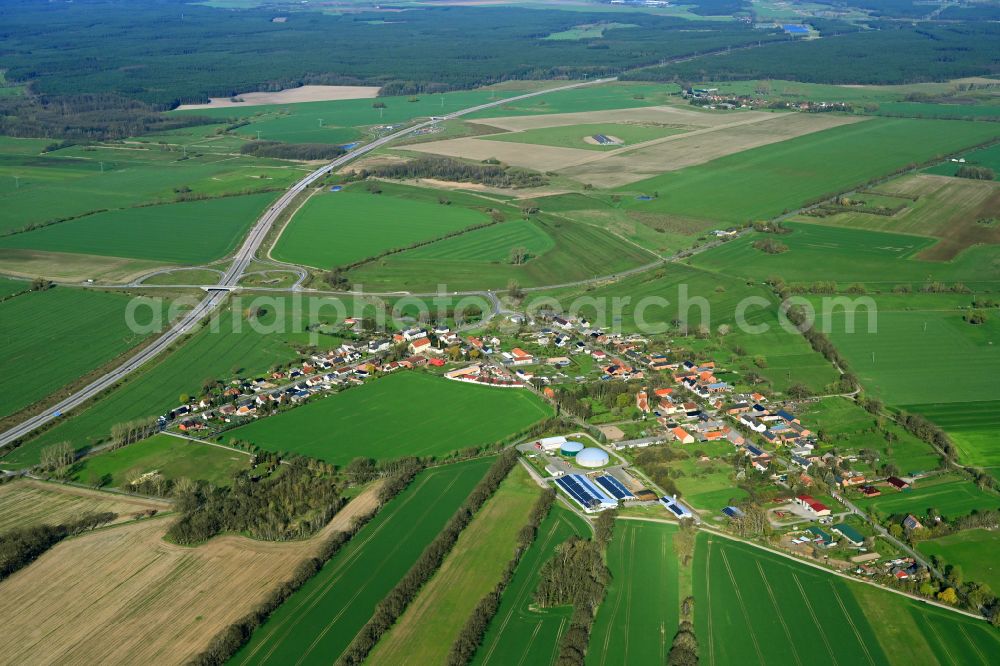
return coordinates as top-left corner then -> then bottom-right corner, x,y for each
1,302 -> 317,467
855,473 -> 1000,520
368,464 -> 542,664
481,122 -> 685,151
272,183 -> 490,269
587,520 -> 679,666
919,529 -> 1000,593
801,397 -> 941,475
695,533 -> 1000,666
229,372 -> 553,465
0,193 -> 275,264
231,457 -> 493,666
465,83 -> 678,119
69,434 -> 250,488
0,288 -> 165,421
618,118 -> 999,224
471,504 -> 589,665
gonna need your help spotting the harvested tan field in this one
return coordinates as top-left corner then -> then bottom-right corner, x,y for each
812,174 -> 1000,261
175,85 -> 380,110
0,481 -> 383,666
559,113 -> 866,187
0,479 -> 170,531
400,136 -> 598,171
0,248 -> 169,283
473,105 -> 766,131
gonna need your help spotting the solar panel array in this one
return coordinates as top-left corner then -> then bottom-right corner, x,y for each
660,497 -> 692,518
556,474 -> 614,510
594,475 -> 634,500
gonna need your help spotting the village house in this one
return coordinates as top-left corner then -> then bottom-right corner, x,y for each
671,426 -> 694,444
795,494 -> 831,517
408,337 -> 432,354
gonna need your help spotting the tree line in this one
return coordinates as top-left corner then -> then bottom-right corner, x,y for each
355,157 -> 547,189
533,509 -> 616,665
337,449 -> 520,665
447,488 -> 556,665
0,511 -> 117,581
188,463 -> 423,665
240,140 -> 346,161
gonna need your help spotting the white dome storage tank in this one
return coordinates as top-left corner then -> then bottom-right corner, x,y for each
575,447 -> 609,468
560,441 -> 585,457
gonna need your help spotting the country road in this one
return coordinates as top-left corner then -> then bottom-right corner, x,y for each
0,77 -> 616,450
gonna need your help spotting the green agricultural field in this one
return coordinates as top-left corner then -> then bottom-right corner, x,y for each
464,83 -> 679,118
919,529 -> 1000,593
874,102 -> 1000,120
855,474 -> 1000,520
692,223 -> 1000,287
618,118 -> 999,224
347,213 -> 653,291
229,372 -> 552,465
404,218 -> 555,262
481,123 -> 685,151
904,400 -> 1000,473
850,574 -> 1000,666
0,193 -> 275,264
695,533 -> 1000,666
587,520 -> 679,666
69,434 -> 250,488
0,276 -> 28,298
471,505 -> 590,666
0,139 -> 306,234
925,142 -> 1000,177
800,397 -> 941,475
231,456 -> 494,666
1,300 -> 337,467
814,304 -> 1000,406
368,465 -> 542,664
271,183 -> 490,269
0,288 -> 166,422
173,88 -> 539,144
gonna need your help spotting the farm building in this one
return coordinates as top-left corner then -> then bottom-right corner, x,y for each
795,494 -> 831,517
722,506 -> 744,519
537,435 -> 567,451
594,475 -> 634,500
807,526 -> 835,547
575,447 -> 610,468
660,496 -> 694,520
555,474 -> 617,512
832,523 -> 865,546
887,476 -> 910,490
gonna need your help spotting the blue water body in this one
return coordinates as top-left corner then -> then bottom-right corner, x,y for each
330,185 -> 343,192
339,142 -> 360,150
635,195 -> 653,201
782,25 -> 809,34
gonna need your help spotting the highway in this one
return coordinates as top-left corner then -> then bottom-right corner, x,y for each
0,77 -> 615,450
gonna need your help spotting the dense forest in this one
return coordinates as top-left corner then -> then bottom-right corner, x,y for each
166,458 -> 343,544
0,0 -> 783,107
358,157 -> 548,189
626,21 -> 1000,84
